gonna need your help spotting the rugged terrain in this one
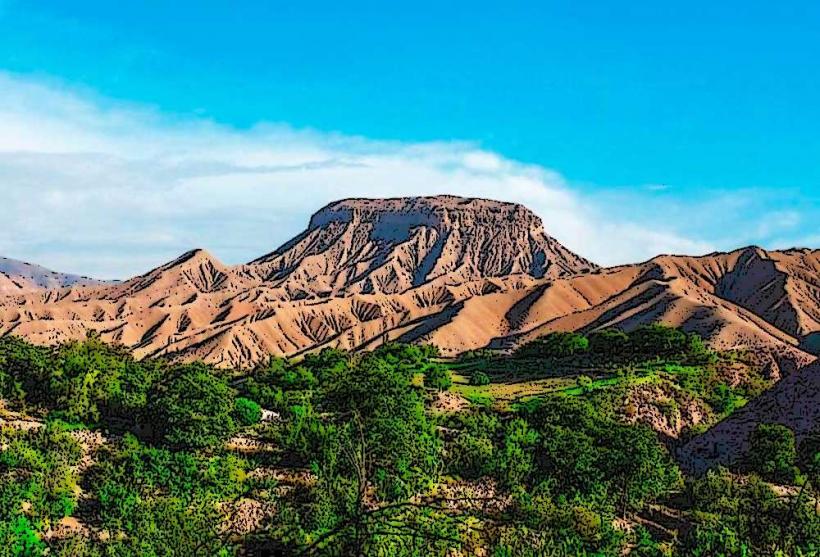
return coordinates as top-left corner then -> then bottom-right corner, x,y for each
0,196 -> 816,370
679,358 -> 820,473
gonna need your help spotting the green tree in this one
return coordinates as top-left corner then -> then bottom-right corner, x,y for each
469,370 -> 491,386
517,332 -> 589,359
49,334 -> 130,423
148,363 -> 237,450
684,467 -> 820,555
275,413 -> 463,557
602,424 -> 681,515
0,336 -> 51,408
321,353 -> 442,500
748,423 -> 797,483
629,325 -> 690,358
797,427 -> 820,477
525,396 -> 679,513
588,329 -> 630,359
423,364 -> 452,390
233,397 -> 262,426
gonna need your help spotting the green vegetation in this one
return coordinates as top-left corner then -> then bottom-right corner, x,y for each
456,326 -> 764,423
234,396 -> 262,426
515,324 -> 712,366
148,362 -> 238,450
516,331 -> 589,358
423,363 -> 453,390
0,330 -> 816,556
469,369 -> 490,386
747,423 -> 798,483
683,467 -> 819,555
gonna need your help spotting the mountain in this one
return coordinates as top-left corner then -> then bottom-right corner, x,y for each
0,196 -> 816,371
247,196 -> 597,295
496,247 -> 819,374
0,257 -> 102,293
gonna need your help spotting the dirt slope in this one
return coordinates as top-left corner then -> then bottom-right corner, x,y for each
497,248 -> 819,372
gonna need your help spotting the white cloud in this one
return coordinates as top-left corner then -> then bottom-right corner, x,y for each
0,72 -> 714,279
756,210 -> 801,239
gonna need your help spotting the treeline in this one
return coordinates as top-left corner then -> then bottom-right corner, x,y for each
514,325 -> 713,363
0,334 -> 817,556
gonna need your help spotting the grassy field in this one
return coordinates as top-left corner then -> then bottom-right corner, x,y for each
442,357 -> 715,410
449,371 -> 576,409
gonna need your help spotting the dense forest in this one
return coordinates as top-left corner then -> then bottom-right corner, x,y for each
0,327 -> 817,556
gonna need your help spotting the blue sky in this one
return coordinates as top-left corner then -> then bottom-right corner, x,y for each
0,1 -> 818,278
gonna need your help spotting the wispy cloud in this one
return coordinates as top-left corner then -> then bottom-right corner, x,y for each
756,210 -> 801,239
0,72 -> 719,279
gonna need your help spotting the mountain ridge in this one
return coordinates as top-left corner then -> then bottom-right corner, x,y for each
0,195 -> 816,371
0,257 -> 104,293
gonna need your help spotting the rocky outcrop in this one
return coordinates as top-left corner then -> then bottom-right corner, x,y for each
248,196 -> 597,295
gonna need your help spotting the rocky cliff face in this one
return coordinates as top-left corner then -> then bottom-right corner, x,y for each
249,196 -> 596,295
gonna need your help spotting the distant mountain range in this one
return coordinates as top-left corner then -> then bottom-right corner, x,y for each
0,195 -> 816,374
0,257 -> 103,293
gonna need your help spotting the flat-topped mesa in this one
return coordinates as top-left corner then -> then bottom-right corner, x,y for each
251,195 -> 597,295
309,196 -> 539,232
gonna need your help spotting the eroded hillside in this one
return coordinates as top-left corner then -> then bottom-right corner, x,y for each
0,196 -> 816,371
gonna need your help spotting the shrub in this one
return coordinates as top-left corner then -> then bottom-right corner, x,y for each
469,371 -> 491,386
105,496 -> 232,556
708,383 -> 740,414
498,418 -> 538,487
234,397 -> 262,426
459,349 -> 497,362
0,516 -> 46,557
423,364 -> 452,391
449,433 -> 496,478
